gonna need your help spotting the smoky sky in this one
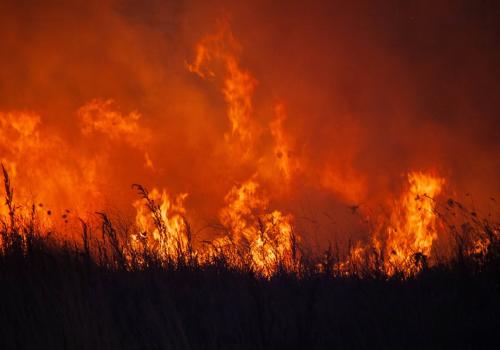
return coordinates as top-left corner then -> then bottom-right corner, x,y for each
0,0 -> 499,244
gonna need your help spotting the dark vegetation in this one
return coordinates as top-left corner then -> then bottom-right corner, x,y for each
0,167 -> 499,349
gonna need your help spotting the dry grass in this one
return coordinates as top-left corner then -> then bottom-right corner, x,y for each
0,166 -> 499,349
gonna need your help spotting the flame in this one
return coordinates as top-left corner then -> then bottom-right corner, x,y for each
78,99 -> 154,169
269,103 -> 301,182
0,99 -> 157,236
126,180 -> 298,276
328,171 -> 444,277
214,180 -> 298,276
131,187 -> 190,263
0,110 -> 101,226
381,172 -> 444,275
188,19 -> 258,156
0,8 -> 496,278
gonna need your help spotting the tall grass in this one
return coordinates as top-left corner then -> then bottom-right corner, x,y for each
0,166 -> 499,349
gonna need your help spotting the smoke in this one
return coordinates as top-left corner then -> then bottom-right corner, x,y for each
0,0 -> 499,245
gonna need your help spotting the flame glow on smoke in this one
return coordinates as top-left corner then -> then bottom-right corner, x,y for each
0,1 -> 499,276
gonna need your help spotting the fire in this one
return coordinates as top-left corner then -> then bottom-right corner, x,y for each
126,180 -> 298,276
0,110 -> 102,226
188,19 -> 258,156
381,172 -> 445,275
329,171 -> 445,277
78,99 -> 154,169
0,8 -> 496,279
131,186 -> 190,263
214,180 -> 298,276
269,103 -> 301,182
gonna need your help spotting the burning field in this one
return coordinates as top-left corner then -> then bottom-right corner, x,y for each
0,1 -> 499,349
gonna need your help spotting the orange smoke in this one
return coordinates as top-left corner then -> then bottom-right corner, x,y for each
188,19 -> 259,157
0,110 -> 101,225
269,103 -> 301,182
0,2 -> 499,276
79,99 -> 154,169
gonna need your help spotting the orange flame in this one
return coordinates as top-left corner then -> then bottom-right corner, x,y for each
381,172 -> 444,275
1,11 -> 494,278
131,187 -> 190,262
0,110 -> 101,226
214,180 -> 298,276
78,99 -> 154,169
188,19 -> 258,156
269,103 -> 301,182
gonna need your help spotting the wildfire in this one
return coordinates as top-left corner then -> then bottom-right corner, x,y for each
0,110 -> 101,226
269,103 -> 301,182
378,172 -> 445,275
0,13 -> 495,278
188,19 -> 258,156
131,186 -> 190,263
215,180 -> 298,276
78,99 -> 154,169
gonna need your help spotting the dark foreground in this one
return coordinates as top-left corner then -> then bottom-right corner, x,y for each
0,241 -> 499,350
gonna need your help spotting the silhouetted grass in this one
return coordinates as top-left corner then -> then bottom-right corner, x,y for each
0,230 -> 499,349
0,167 -> 499,349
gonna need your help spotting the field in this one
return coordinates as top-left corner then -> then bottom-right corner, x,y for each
1,229 -> 499,349
1,169 -> 499,349
1,1 -> 500,348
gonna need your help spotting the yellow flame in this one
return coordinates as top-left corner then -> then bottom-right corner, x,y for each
131,188 -> 189,262
216,180 -> 298,276
383,172 -> 444,275
0,110 -> 101,226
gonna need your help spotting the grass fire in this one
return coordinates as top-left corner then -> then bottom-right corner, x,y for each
0,1 -> 499,349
